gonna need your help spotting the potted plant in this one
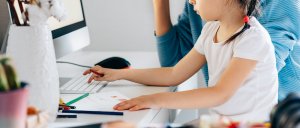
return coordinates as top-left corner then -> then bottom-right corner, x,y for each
0,56 -> 28,128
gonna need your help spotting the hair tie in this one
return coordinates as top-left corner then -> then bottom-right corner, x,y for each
243,16 -> 250,23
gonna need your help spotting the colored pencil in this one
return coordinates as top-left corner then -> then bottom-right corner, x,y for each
57,114 -> 77,118
65,93 -> 89,106
62,110 -> 123,116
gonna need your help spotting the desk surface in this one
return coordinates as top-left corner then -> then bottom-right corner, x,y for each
57,51 -> 162,78
49,51 -> 175,127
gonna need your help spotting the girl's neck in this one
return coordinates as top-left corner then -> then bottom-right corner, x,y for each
214,11 -> 245,43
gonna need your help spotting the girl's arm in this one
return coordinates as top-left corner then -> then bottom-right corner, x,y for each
123,49 -> 205,86
114,57 -> 258,110
84,49 -> 206,87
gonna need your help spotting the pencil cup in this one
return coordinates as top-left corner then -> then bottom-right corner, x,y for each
6,25 -> 60,123
0,83 -> 28,128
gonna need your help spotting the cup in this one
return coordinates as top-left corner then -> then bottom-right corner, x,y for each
0,83 -> 28,128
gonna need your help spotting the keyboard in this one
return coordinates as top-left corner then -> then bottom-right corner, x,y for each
60,74 -> 108,94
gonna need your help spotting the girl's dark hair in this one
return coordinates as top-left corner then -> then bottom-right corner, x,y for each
224,0 -> 260,44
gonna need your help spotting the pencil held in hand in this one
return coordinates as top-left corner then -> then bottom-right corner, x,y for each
84,66 -> 120,83
83,66 -> 105,83
87,69 -> 104,83
83,68 -> 104,76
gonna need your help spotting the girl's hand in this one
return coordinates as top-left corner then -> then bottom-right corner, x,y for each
113,94 -> 160,111
83,66 -> 124,83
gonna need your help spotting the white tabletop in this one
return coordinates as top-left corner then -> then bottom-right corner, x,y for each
49,51 -> 175,127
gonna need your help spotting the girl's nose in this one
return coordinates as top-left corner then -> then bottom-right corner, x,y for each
189,0 -> 196,5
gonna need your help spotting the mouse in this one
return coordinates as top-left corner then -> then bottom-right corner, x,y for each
94,57 -> 131,69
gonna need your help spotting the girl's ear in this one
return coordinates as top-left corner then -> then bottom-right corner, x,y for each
224,0 -> 238,10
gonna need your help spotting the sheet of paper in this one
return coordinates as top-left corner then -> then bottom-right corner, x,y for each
61,91 -> 129,111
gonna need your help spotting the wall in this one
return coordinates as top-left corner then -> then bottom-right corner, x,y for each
82,0 -> 185,51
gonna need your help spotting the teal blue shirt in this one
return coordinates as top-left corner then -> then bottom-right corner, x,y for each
156,0 -> 300,100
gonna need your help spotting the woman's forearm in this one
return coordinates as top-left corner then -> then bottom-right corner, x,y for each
120,68 -> 177,86
153,0 -> 172,36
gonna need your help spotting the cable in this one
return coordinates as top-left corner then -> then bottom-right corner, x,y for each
56,61 -> 92,68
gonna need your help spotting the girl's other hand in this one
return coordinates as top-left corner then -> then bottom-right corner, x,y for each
83,66 -> 123,83
113,94 -> 160,111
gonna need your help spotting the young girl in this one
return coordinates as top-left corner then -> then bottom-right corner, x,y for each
83,0 -> 278,121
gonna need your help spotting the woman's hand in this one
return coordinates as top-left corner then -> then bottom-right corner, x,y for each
113,94 -> 161,111
83,66 -> 124,83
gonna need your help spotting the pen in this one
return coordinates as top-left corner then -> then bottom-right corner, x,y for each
57,114 -> 77,118
62,110 -> 123,116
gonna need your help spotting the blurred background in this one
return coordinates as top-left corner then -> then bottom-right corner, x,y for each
82,0 -> 185,52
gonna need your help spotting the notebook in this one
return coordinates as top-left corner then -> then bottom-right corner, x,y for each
61,91 -> 129,111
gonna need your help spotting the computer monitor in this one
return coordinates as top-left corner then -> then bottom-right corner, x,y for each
49,0 -> 90,58
0,0 -> 11,53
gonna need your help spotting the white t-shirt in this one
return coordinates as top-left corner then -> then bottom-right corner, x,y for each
194,17 -> 278,121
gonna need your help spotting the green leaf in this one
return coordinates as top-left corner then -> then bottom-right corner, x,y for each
0,64 -> 9,91
3,64 -> 20,90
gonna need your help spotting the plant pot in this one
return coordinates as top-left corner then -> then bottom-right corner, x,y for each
0,83 -> 28,128
6,25 -> 60,123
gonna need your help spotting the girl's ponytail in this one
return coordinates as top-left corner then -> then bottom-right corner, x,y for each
224,0 -> 258,44
247,0 -> 258,16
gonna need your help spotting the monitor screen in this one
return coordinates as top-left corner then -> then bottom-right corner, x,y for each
49,0 -> 90,58
49,0 -> 86,39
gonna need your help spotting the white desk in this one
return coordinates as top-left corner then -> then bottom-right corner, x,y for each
49,51 -> 179,127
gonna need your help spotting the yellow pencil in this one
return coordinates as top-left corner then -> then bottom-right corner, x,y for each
59,98 -> 65,105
